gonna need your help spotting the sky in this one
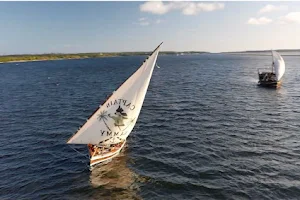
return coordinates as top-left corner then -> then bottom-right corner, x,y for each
0,1 -> 300,54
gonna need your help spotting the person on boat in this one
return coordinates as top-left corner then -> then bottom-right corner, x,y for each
110,144 -> 116,151
117,141 -> 123,147
88,144 -> 97,156
92,144 -> 105,156
88,144 -> 93,149
92,146 -> 97,156
100,146 -> 104,154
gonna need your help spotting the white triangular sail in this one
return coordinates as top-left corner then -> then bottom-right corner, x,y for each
272,50 -> 285,81
67,42 -> 163,145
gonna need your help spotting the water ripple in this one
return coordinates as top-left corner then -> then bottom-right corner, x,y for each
1,55 -> 300,199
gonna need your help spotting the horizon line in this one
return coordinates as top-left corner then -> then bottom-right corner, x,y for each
1,48 -> 300,56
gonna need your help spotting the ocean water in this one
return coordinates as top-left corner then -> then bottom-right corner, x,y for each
1,54 -> 300,200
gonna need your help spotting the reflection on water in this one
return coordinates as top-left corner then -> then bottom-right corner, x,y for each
89,149 -> 142,200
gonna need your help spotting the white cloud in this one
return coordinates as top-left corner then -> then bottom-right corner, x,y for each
134,18 -> 163,26
140,1 -> 224,15
182,3 -> 224,15
195,3 -> 224,12
135,17 -> 149,26
247,17 -> 272,25
258,4 -> 288,14
279,12 -> 300,24
139,1 -> 170,15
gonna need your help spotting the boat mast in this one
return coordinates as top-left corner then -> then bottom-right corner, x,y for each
271,50 -> 274,73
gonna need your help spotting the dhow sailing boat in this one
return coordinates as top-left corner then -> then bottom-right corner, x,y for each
258,50 -> 285,88
67,42 -> 163,169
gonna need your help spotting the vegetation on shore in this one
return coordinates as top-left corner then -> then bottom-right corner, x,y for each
0,51 -> 207,63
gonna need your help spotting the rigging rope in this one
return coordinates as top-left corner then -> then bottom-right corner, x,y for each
69,145 -> 90,159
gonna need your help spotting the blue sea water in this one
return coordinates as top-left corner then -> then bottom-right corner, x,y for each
1,54 -> 300,199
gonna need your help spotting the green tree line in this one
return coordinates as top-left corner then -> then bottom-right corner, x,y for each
0,51 -> 207,63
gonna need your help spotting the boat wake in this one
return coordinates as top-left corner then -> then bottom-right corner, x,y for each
89,150 -> 142,199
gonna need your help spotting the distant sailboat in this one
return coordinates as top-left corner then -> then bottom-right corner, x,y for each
67,42 -> 163,169
258,50 -> 285,88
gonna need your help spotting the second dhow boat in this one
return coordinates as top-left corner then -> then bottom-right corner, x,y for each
258,50 -> 285,88
67,42 -> 163,169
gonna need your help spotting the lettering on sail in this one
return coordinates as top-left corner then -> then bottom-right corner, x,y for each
106,98 -> 135,110
100,130 -> 128,137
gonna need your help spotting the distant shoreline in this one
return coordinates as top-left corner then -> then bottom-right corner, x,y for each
222,49 -> 300,53
1,50 -> 298,64
0,51 -> 207,64
0,58 -> 85,64
0,57 -> 113,64
223,53 -> 300,56
0,54 -> 120,64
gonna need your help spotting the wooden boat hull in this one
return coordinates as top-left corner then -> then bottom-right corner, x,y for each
258,81 -> 281,88
89,141 -> 126,170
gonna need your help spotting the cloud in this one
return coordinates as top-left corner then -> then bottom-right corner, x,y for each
258,4 -> 288,14
279,12 -> 300,24
134,18 -> 163,26
136,17 -> 149,25
140,1 -> 224,15
247,17 -> 272,25
140,1 -> 169,15
182,3 -> 224,15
